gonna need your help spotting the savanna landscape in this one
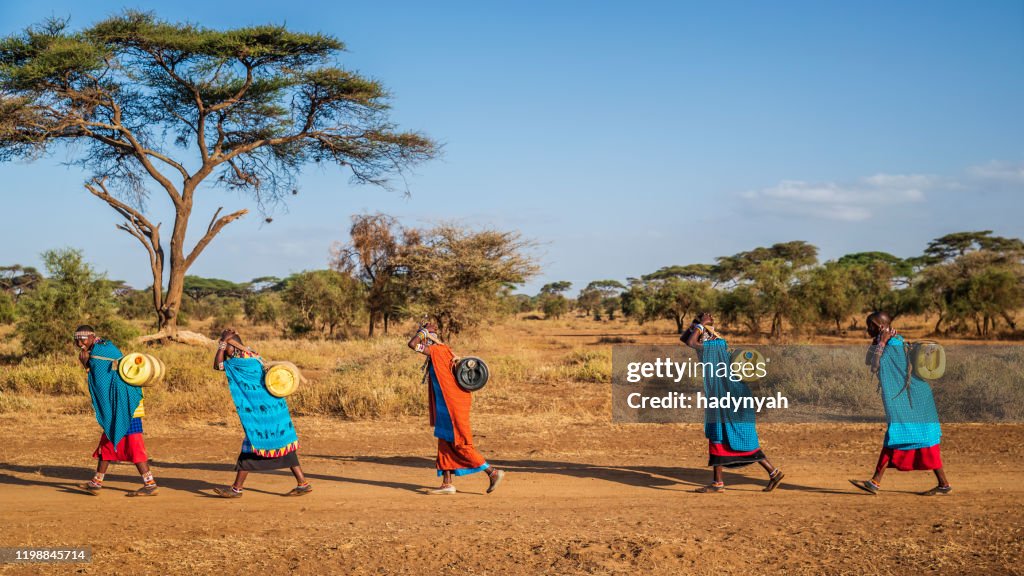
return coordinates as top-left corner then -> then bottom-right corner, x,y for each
2,5 -> 1023,576
0,313 -> 1023,575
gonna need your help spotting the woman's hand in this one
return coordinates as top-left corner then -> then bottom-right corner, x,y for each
877,326 -> 896,345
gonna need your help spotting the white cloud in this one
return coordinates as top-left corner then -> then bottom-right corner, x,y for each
968,160 -> 1024,183
741,174 -> 932,222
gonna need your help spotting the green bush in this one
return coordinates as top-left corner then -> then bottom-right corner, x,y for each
245,292 -> 283,326
209,300 -> 245,338
0,291 -> 15,324
16,249 -> 138,357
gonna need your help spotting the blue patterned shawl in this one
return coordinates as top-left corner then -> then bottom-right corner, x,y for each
223,357 -> 299,456
877,336 -> 942,450
86,340 -> 143,446
701,339 -> 760,452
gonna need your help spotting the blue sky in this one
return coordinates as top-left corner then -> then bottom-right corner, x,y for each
1,1 -> 1022,294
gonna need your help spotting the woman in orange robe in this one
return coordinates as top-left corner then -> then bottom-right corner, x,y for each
408,323 -> 505,495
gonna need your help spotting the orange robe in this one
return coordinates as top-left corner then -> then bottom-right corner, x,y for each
427,344 -> 489,475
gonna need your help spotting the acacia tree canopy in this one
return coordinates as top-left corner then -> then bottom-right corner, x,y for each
0,12 -> 437,336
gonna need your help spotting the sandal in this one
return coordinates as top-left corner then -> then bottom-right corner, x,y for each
921,485 -> 952,496
848,479 -> 880,495
78,481 -> 102,495
285,484 -> 313,497
126,484 -> 159,497
212,487 -> 243,499
696,483 -> 725,494
486,470 -> 505,494
764,469 -> 785,492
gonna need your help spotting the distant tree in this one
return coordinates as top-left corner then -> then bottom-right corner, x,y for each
540,281 -> 572,295
657,278 -> 717,333
16,249 -> 137,356
915,235 -> 1024,336
0,265 -> 43,300
244,292 -> 284,326
282,270 -> 365,338
538,281 -> 572,320
831,252 -> 923,326
714,241 -> 818,338
398,225 -> 538,340
248,276 -> 284,293
507,293 -> 537,314
182,275 -> 248,302
639,266 -> 717,333
332,213 -> 408,336
577,280 -> 625,320
116,287 -> 158,321
799,262 -> 862,333
924,231 -> 1024,262
0,12 -> 436,337
541,294 -> 570,319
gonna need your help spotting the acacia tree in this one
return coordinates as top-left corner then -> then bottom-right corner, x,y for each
577,280 -> 625,320
331,213 -> 407,337
715,241 -> 818,339
0,265 -> 43,300
646,268 -> 717,333
398,224 -> 538,341
283,270 -> 365,338
538,281 -> 572,319
915,232 -> 1024,335
0,13 -> 435,338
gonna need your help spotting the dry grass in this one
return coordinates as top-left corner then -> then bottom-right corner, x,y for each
0,316 -> 1021,422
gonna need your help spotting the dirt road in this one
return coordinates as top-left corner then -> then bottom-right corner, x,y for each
0,415 -> 1021,575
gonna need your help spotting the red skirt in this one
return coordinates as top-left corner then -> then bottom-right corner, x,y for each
876,445 -> 942,473
436,439 -> 487,474
93,433 -> 149,464
708,440 -> 766,468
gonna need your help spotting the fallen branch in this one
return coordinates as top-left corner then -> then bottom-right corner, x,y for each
137,330 -> 215,346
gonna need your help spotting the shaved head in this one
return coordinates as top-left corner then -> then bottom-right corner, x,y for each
867,311 -> 891,329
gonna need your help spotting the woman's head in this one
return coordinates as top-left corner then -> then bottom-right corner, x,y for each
74,325 -> 97,349
694,312 -> 714,326
221,329 -> 246,351
866,311 -> 891,337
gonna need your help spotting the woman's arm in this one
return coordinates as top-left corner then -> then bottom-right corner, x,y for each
869,326 -> 896,374
683,323 -> 703,352
408,328 -> 432,355
213,339 -> 228,371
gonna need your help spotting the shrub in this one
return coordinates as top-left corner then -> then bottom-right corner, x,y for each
0,291 -> 15,324
16,249 -> 138,357
245,292 -> 283,326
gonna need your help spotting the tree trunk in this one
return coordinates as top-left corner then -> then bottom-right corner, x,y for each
771,313 -> 783,339
674,315 -> 684,334
368,311 -> 376,338
1000,310 -> 1017,331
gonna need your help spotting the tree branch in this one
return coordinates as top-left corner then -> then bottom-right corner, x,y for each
85,178 -> 165,310
184,207 -> 249,269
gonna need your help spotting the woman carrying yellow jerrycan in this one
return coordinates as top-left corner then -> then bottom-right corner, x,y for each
211,329 -> 312,498
74,325 -> 160,497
